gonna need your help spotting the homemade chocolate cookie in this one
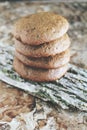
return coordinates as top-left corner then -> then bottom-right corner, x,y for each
13,57 -> 68,82
15,49 -> 70,69
13,12 -> 69,45
15,34 -> 70,57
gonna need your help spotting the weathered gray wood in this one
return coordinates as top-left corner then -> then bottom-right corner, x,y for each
0,44 -> 87,111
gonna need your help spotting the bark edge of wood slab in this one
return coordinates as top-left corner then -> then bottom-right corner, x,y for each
0,44 -> 87,112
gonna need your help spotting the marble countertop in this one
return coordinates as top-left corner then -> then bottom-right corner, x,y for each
0,2 -> 87,130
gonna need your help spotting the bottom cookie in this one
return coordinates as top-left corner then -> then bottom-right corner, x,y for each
13,57 -> 68,82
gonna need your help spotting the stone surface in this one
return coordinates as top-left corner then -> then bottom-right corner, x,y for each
0,82 -> 87,130
0,1 -> 87,130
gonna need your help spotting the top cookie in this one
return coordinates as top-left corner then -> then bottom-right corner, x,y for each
13,12 -> 69,45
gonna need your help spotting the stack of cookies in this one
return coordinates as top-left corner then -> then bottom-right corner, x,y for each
13,12 -> 70,82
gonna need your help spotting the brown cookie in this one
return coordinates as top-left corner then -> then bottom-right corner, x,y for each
13,12 -> 69,45
15,49 -> 70,69
13,57 -> 68,82
15,33 -> 70,57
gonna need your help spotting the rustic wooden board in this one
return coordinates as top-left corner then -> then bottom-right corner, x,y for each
0,43 -> 87,111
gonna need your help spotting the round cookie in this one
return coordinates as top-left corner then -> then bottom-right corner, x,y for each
15,49 -> 70,69
13,57 -> 68,82
13,12 -> 69,45
15,34 -> 70,57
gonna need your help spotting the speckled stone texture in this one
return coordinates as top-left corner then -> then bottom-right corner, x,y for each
0,2 -> 87,130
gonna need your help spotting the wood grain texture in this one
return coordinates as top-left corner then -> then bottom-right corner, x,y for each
0,44 -> 87,111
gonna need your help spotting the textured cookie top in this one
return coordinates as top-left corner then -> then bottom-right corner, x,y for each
13,12 -> 69,45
